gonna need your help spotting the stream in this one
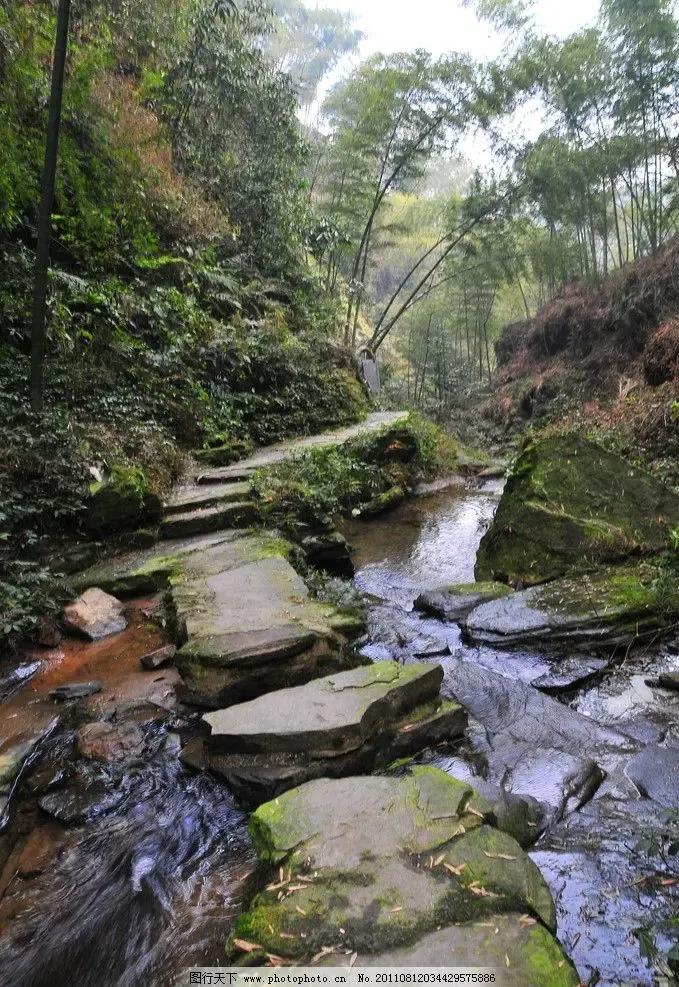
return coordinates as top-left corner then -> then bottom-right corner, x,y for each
344,477 -> 679,987
0,478 -> 677,986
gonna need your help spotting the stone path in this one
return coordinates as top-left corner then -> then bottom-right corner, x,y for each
67,412 -> 579,977
195,411 -> 409,483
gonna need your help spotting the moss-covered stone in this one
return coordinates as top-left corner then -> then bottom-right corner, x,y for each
359,485 -> 406,517
476,433 -> 679,586
195,436 -> 255,467
83,465 -> 148,535
229,768 -> 573,974
465,562 -> 679,647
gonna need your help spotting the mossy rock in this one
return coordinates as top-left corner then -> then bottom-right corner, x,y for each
195,437 -> 255,467
359,485 -> 406,517
476,433 -> 679,586
83,465 -> 148,535
229,768 -> 571,973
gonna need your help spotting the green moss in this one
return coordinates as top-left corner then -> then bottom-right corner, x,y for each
84,465 -> 149,536
523,925 -> 581,987
477,433 -> 679,586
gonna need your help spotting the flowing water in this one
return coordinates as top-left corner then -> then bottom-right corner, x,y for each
0,478 -> 677,986
344,478 -> 679,987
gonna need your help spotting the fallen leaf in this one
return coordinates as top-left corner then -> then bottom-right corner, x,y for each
483,851 -> 517,861
233,938 -> 262,953
444,862 -> 467,877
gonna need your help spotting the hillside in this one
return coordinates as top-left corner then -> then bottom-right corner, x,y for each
488,239 -> 679,489
0,1 -> 369,646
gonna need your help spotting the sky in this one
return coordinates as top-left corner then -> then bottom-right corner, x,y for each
303,0 -> 600,71
302,0 -> 601,162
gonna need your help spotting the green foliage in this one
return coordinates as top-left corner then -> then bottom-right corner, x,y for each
252,417 -> 446,532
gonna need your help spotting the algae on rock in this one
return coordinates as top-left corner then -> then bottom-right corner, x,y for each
228,768 -> 578,983
476,433 -> 679,586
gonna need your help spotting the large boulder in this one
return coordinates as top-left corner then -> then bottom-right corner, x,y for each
475,434 -> 679,586
227,768 -> 579,983
83,465 -> 148,536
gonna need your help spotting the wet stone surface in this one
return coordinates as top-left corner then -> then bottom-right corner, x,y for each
344,480 -> 679,986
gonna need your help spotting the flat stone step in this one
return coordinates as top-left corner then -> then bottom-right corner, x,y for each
164,481 -> 252,517
73,531 -> 363,708
204,697 -> 465,805
196,411 -> 410,484
197,661 -> 466,803
226,768 -> 578,982
159,501 -> 259,539
204,661 -> 444,755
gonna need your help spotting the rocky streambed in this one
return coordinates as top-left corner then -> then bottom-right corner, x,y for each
343,475 -> 679,986
0,423 -> 677,986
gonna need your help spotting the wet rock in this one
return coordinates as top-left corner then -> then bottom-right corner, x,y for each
39,780 -> 123,825
50,681 -> 102,701
415,581 -> 513,622
228,768 -> 576,981
492,791 -> 546,850
26,758 -> 70,795
464,564 -> 679,648
0,661 -> 42,703
203,662 -> 466,804
17,825 -> 64,878
626,743 -> 679,807
76,722 -> 145,764
37,616 -> 63,648
140,644 -> 177,670
531,656 -> 610,693
301,531 -> 354,577
62,588 -> 127,641
657,671 -> 679,690
443,660 -> 624,825
0,719 -> 60,821
476,433 -> 679,586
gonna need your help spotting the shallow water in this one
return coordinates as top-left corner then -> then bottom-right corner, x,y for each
0,606 -> 254,987
344,479 -> 679,987
1,480 -> 677,986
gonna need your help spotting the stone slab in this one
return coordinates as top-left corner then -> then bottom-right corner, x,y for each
463,565 -> 678,648
203,661 -> 444,755
227,768 -> 576,980
164,481 -> 252,516
160,501 -> 259,540
415,582 -> 513,623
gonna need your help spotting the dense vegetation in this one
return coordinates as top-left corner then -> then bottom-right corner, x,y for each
3,0 -> 679,644
0,0 -> 369,644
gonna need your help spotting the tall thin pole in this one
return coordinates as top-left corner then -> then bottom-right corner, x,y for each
30,0 -> 72,412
